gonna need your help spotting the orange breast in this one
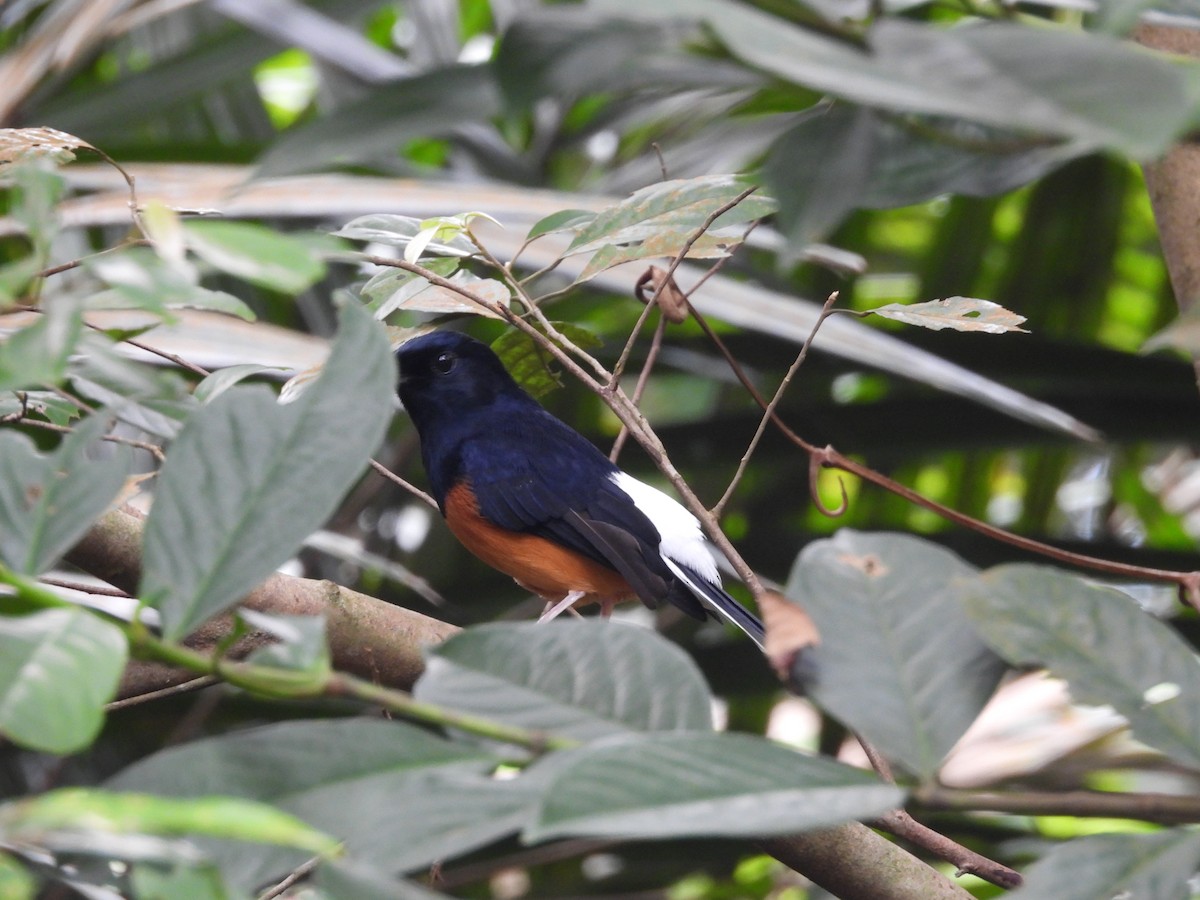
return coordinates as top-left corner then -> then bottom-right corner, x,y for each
443,481 -> 634,605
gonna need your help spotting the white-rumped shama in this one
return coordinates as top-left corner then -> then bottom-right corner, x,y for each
396,331 -> 765,648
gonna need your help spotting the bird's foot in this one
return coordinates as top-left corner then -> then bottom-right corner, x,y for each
539,590 -> 586,622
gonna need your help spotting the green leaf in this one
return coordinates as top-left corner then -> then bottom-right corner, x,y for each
184,220 -> 326,294
414,621 -> 713,741
0,413 -> 130,575
871,297 -> 1029,333
0,296 -> 83,392
785,530 -> 1005,778
525,209 -> 596,242
1,788 -> 340,856
334,215 -> 477,258
86,247 -> 256,321
7,161 -> 65,259
526,731 -> 904,841
0,608 -> 126,754
0,851 -> 35,900
108,719 -> 527,887
566,174 -> 775,256
130,863 -> 226,900
68,333 -> 197,439
141,302 -> 394,639
961,564 -> 1200,769
1011,830 -> 1200,900
193,364 -> 285,405
595,1 -> 1189,158
764,104 -> 877,259
259,65 -> 502,176
241,610 -> 331,674
369,270 -> 510,321
490,324 -> 602,400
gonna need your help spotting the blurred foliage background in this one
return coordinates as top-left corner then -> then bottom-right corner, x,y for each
5,0 -> 1200,896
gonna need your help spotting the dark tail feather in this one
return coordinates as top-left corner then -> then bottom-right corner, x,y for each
667,560 -> 766,650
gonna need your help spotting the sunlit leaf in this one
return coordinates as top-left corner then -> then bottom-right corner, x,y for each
0,126 -> 93,168
0,608 -> 126,754
870,297 -> 1029,333
490,324 -> 603,399
1,788 -> 340,856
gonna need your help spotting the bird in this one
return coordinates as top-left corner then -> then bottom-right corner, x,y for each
395,330 -> 765,649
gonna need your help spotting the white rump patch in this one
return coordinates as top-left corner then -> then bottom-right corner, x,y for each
610,471 -> 719,582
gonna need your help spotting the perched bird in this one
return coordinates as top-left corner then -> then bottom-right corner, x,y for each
395,330 -> 764,649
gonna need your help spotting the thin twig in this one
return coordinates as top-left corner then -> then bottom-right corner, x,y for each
870,808 -> 1023,889
39,576 -> 129,598
854,735 -> 1022,889
34,239 -> 153,279
256,856 -> 321,900
712,292 -> 839,518
124,336 -> 212,378
15,416 -> 165,461
370,459 -> 437,509
105,676 -> 219,712
682,292 -> 1200,602
915,784 -> 1200,825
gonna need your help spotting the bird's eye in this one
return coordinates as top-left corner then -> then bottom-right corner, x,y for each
432,351 -> 457,375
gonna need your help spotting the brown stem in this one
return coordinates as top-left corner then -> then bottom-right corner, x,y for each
66,507 -> 457,697
916,785 -> 1200,825
609,314 -> 665,462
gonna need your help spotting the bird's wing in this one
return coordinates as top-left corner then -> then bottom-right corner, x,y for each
459,416 -> 684,609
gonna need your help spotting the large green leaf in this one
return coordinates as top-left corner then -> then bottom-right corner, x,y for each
1011,830 -> 1200,900
183,220 -> 326,294
594,0 -> 1190,158
0,295 -> 82,392
258,64 -> 502,176
764,104 -> 877,258
961,564 -> 1200,769
414,621 -> 713,741
1,788 -> 339,855
0,608 -> 126,754
108,718 -> 530,888
0,413 -> 130,575
85,247 -> 255,321
566,174 -> 775,255
785,530 -> 1005,778
526,731 -> 903,841
141,302 -> 394,639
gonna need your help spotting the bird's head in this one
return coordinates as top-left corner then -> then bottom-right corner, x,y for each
396,331 -> 524,433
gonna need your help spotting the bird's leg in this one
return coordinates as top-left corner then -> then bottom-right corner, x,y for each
539,590 -> 586,622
